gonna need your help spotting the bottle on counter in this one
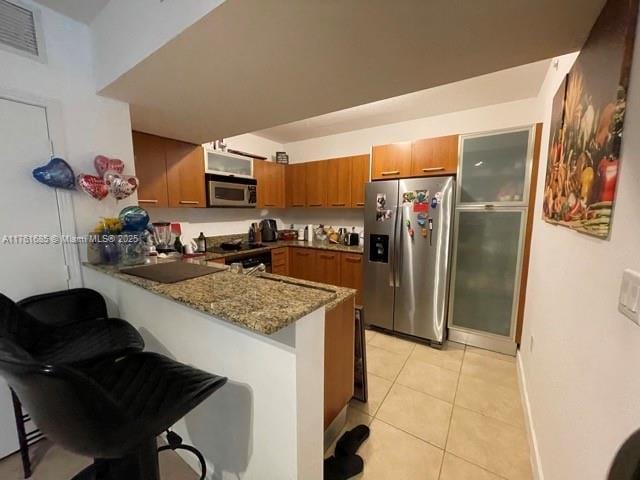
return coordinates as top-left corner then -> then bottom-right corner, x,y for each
174,235 -> 183,253
197,232 -> 207,252
248,225 -> 256,244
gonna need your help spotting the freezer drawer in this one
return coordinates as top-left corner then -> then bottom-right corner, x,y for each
448,208 -> 526,339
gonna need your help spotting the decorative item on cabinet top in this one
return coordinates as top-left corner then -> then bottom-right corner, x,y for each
371,134 -> 459,180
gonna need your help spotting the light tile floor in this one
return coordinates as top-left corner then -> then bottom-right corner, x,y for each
328,329 -> 533,480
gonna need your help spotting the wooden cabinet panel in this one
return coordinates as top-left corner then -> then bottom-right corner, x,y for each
340,253 -> 363,305
324,296 -> 355,428
285,164 -> 307,207
132,131 -> 169,208
371,142 -> 411,180
165,139 -> 206,208
305,161 -> 328,207
350,154 -> 370,208
210,258 -> 226,265
271,247 -> 289,276
411,135 -> 459,177
255,160 -> 285,208
315,251 -> 341,286
289,248 -> 316,281
326,158 -> 351,208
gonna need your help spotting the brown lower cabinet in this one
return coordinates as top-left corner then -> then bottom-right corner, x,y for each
324,296 -> 355,428
340,253 -> 363,305
272,247 -> 363,304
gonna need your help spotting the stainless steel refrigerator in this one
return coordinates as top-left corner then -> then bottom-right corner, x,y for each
363,177 -> 455,344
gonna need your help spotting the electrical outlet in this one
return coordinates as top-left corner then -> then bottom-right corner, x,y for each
529,335 -> 534,353
619,269 -> 640,325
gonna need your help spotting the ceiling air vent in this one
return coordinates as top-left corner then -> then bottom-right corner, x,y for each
0,0 -> 45,61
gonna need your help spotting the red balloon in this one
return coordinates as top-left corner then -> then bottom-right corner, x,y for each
78,174 -> 108,200
94,155 -> 124,176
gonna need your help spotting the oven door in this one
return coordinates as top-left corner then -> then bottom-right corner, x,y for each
207,180 -> 256,207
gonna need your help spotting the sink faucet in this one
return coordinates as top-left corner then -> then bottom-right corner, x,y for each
244,263 -> 266,276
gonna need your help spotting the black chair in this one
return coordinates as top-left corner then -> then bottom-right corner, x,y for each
2,289 -> 145,478
0,296 -> 227,479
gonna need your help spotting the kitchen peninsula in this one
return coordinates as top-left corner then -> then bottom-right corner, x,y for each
82,261 -> 355,480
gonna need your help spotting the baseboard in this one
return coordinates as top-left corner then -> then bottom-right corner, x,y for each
516,352 -> 544,480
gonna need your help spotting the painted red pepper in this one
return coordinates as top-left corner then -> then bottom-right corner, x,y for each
598,156 -> 619,202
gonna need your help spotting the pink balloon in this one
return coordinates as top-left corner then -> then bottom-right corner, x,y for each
78,174 -> 108,200
94,155 -> 124,176
108,174 -> 139,200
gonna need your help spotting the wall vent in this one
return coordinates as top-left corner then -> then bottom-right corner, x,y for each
0,0 -> 44,62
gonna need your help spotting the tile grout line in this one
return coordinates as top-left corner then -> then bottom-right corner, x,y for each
437,343 -> 467,480
444,451 -> 512,480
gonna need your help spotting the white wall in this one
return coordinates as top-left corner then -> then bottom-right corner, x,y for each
276,96 -> 544,231
0,0 -> 135,244
282,97 -> 543,162
92,0 -> 226,91
520,28 -> 640,480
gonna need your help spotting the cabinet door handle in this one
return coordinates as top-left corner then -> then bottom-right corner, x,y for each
179,200 -> 199,205
485,204 -> 496,209
422,167 -> 444,172
319,254 -> 335,259
309,203 -> 322,207
292,203 -> 305,207
331,203 -> 346,207
345,257 -> 361,263
355,202 -> 365,206
264,203 -> 276,207
138,199 -> 158,203
381,170 -> 400,176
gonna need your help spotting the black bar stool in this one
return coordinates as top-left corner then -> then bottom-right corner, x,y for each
2,289 -> 145,478
0,293 -> 227,480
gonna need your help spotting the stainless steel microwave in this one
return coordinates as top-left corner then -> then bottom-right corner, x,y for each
206,174 -> 257,208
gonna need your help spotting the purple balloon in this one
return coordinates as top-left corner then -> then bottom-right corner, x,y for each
32,157 -> 76,190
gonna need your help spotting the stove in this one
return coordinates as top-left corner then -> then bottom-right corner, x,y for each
209,243 -> 272,271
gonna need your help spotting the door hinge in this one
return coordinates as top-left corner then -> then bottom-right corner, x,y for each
63,264 -> 71,281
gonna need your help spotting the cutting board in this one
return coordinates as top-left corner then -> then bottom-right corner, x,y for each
120,261 -> 225,283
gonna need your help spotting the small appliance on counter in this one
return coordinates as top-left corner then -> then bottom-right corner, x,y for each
347,227 -> 360,246
260,219 -> 278,242
278,228 -> 298,241
151,222 -> 174,253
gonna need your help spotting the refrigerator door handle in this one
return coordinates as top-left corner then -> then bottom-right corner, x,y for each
394,205 -> 402,288
389,205 -> 399,287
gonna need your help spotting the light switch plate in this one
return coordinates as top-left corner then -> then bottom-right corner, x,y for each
619,269 -> 640,324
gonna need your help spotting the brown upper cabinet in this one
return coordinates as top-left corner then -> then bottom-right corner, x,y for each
371,142 -> 411,180
326,158 -> 351,208
133,131 -> 205,208
286,163 -> 307,207
285,154 -> 370,208
349,154 -> 370,208
305,161 -> 328,208
410,135 -> 459,177
165,139 -> 206,208
132,131 -> 169,208
254,160 -> 285,208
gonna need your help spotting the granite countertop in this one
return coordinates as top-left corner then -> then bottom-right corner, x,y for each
84,260 -> 355,335
205,239 -> 363,262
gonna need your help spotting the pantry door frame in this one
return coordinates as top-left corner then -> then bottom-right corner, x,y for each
0,87 -> 82,289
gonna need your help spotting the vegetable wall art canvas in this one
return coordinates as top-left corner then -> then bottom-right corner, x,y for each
542,0 -> 639,238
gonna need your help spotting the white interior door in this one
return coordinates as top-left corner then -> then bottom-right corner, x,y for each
0,97 -> 70,458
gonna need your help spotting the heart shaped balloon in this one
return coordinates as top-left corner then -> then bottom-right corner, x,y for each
78,174 -> 108,200
94,155 -> 124,177
32,157 -> 76,190
103,170 -> 121,187
109,175 -> 139,200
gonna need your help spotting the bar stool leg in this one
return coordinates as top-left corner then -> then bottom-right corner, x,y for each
10,389 -> 31,479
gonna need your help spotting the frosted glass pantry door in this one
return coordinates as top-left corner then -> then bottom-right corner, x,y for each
449,209 -> 525,338
458,128 -> 532,206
